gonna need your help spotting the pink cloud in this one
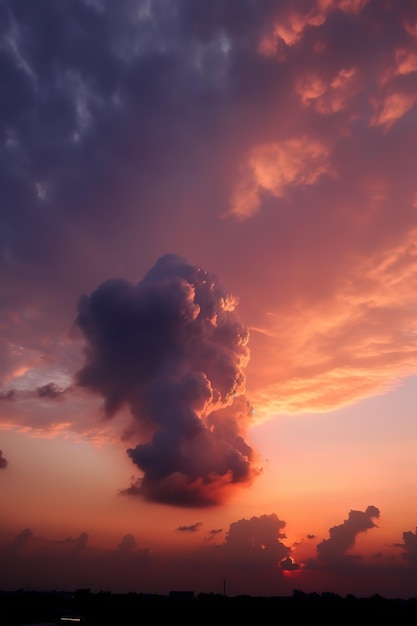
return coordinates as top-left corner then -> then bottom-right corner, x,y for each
395,48 -> 417,75
371,92 -> 417,129
259,0 -> 368,55
247,225 -> 417,415
230,138 -> 331,218
297,67 -> 357,114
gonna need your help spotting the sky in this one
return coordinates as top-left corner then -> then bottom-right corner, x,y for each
1,0 -> 417,598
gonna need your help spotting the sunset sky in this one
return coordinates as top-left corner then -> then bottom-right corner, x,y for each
1,0 -> 417,598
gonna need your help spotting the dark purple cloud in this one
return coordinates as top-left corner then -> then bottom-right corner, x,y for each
317,505 -> 380,563
0,0 -> 271,294
0,449 -> 8,469
9,528 -> 33,552
117,533 -> 137,556
225,513 -> 290,572
400,527 -> 417,565
280,556 -> 299,571
70,531 -> 89,554
76,254 -> 258,507
0,390 -> 15,401
176,522 -> 202,533
35,382 -> 66,399
204,528 -> 223,542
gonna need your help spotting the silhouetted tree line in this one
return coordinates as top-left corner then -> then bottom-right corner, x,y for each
1,588 -> 417,625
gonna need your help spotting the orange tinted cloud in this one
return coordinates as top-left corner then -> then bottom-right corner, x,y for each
404,18 -> 417,39
297,67 -> 357,114
248,228 -> 417,415
371,92 -> 417,129
259,0 -> 368,55
395,48 -> 417,75
231,138 -> 331,218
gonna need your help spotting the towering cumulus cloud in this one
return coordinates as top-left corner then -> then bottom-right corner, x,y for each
317,505 -> 380,563
76,254 -> 257,507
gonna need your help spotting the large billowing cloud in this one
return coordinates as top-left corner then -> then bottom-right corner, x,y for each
76,254 -> 258,506
317,505 -> 380,563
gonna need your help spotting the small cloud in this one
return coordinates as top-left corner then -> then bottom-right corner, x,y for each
0,390 -> 15,401
297,67 -> 357,114
120,480 -> 142,498
230,138 -> 331,218
176,522 -> 203,533
280,556 -> 299,571
35,382 -> 66,399
371,92 -> 417,129
225,513 -> 290,572
400,527 -> 417,565
0,450 -> 8,469
395,48 -> 417,75
71,532 -> 89,554
117,533 -> 137,555
9,528 -> 33,552
204,528 -> 223,541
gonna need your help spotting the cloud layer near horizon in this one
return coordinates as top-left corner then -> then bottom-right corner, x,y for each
2,507 -> 417,597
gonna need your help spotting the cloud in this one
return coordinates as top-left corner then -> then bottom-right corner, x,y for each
258,0 -> 368,55
76,254 -> 258,507
204,528 -> 223,542
70,531 -> 89,554
3,513 -> 417,597
0,528 -> 151,592
280,556 -> 300,571
394,49 -> 417,75
0,390 -> 15,401
297,67 -> 358,114
35,382 -> 67,399
9,528 -> 33,553
225,513 -> 290,571
317,505 -> 380,563
117,533 -> 137,556
176,522 -> 202,533
371,92 -> 417,129
248,224 -> 417,415
230,138 -> 331,218
400,527 -> 417,565
0,449 -> 8,469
